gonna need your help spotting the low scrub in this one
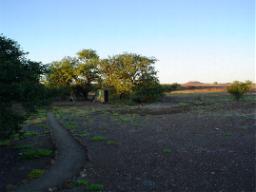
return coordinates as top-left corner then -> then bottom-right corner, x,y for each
227,81 -> 252,101
132,77 -> 163,103
161,83 -> 182,92
27,169 -> 45,179
20,147 -> 54,159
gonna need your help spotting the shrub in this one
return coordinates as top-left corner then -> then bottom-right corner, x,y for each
161,83 -> 182,92
90,135 -> 106,142
132,76 -> 163,103
227,81 -> 252,101
0,35 -> 45,139
20,148 -> 54,159
27,169 -> 45,179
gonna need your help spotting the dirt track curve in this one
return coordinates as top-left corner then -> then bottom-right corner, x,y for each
16,112 -> 87,192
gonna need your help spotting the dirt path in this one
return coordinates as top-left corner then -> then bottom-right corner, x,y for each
17,112 -> 88,192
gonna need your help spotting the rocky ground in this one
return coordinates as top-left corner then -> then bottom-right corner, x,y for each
0,93 -> 255,192
54,93 -> 256,192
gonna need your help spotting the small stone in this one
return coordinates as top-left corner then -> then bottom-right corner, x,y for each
81,173 -> 87,177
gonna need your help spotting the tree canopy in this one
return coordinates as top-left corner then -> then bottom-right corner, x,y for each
45,50 -> 162,102
46,49 -> 101,99
100,53 -> 158,95
0,35 -> 44,138
227,81 -> 252,101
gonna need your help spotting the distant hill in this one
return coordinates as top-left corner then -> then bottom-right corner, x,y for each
183,81 -> 205,86
182,81 -> 230,87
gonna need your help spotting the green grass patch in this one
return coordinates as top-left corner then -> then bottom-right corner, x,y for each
15,144 -> 31,149
224,133 -> 232,137
74,178 -> 89,186
79,131 -> 89,137
73,130 -> 89,137
90,135 -> 106,142
25,116 -> 47,125
20,148 -> 54,159
39,123 -> 48,129
22,130 -> 38,137
118,115 -> 131,123
73,178 -> 103,191
163,148 -> 172,154
0,139 -> 11,146
87,183 -> 104,191
106,140 -> 118,145
65,121 -> 76,130
27,169 -> 45,179
42,130 -> 50,135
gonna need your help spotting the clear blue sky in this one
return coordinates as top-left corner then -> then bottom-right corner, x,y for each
0,0 -> 254,83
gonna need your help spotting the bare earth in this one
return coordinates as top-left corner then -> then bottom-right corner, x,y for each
54,93 -> 256,192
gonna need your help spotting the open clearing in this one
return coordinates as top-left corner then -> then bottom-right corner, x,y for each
1,93 -> 255,192
53,93 -> 255,192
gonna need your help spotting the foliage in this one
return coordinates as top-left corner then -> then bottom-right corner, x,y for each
46,52 -> 162,103
132,74 -> 163,103
100,53 -> 158,97
73,178 -> 103,191
0,35 -> 45,139
20,147 -> 54,159
227,81 -> 252,101
0,139 -> 11,146
86,183 -> 104,191
106,140 -> 118,145
75,49 -> 101,98
161,83 -> 182,92
90,135 -> 106,142
74,178 -> 89,186
27,169 -> 45,179
46,49 -> 100,99
46,57 -> 76,88
163,148 -> 172,154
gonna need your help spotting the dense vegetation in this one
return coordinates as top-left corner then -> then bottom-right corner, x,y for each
227,81 -> 252,101
46,50 -> 162,102
0,35 -> 46,139
161,83 -> 182,92
0,35 -> 163,139
2,34 -> 253,140
46,49 -> 101,99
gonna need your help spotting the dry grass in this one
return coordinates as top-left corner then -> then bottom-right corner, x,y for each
170,87 -> 226,94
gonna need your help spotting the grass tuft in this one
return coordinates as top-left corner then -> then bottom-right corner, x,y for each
106,140 -> 118,145
163,148 -> 172,154
20,148 -> 54,159
22,131 -> 38,137
27,169 -> 45,179
74,178 -> 89,186
73,178 -> 104,191
90,135 -> 106,142
0,139 -> 11,146
87,183 -> 104,191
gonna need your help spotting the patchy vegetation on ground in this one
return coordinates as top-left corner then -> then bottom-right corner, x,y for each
0,109 -> 55,192
52,92 -> 255,192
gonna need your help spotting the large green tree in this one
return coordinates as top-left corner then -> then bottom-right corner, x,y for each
0,35 -> 44,139
75,49 -> 101,98
100,53 -> 161,101
47,57 -> 77,88
46,49 -> 100,99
